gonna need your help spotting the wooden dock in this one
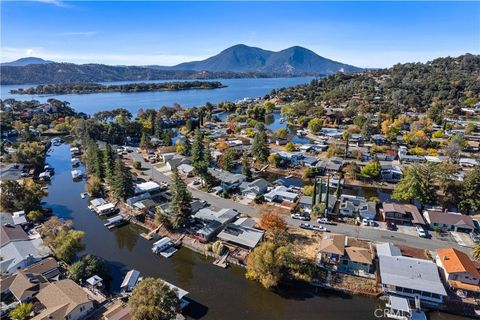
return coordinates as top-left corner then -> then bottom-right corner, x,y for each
213,253 -> 229,268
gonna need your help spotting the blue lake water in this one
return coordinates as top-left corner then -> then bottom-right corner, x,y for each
0,77 -> 314,115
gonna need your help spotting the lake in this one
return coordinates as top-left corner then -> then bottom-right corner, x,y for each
0,77 -> 314,115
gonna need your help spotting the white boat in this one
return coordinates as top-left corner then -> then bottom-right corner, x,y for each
279,117 -> 286,123
104,215 -> 127,229
152,237 -> 175,256
71,169 -> 83,179
297,129 -> 307,136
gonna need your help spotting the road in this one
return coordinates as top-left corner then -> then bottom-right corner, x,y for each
128,151 -> 468,253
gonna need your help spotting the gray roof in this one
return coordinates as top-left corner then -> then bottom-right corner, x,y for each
0,238 -> 51,274
217,224 -> 264,249
0,163 -> 27,181
378,255 -> 447,296
0,212 -> 15,226
193,208 -> 238,224
299,196 -> 312,206
0,225 -> 28,247
208,168 -> 245,185
376,243 -> 402,257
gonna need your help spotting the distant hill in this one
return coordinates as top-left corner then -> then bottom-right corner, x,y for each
0,63 -> 285,85
2,57 -> 54,67
0,44 -> 364,85
170,44 -> 364,74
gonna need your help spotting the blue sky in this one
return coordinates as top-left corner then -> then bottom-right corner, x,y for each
1,1 -> 479,68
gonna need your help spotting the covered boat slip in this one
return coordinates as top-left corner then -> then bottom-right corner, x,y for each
151,237 -> 178,258
386,296 -> 426,320
104,215 -> 127,229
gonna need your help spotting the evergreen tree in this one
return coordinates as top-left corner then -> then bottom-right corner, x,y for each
103,144 -> 115,183
241,157 -> 252,181
252,123 -> 270,163
170,169 -> 192,228
191,128 -> 204,165
140,131 -> 151,150
110,158 -> 134,200
459,166 -> 480,213
84,139 -> 103,179
311,181 -> 317,207
392,163 -> 437,210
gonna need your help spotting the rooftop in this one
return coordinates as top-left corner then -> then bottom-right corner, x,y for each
437,247 -> 480,277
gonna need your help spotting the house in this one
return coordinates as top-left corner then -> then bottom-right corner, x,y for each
436,247 -> 480,293
377,243 -> 447,306
103,301 -> 132,320
301,156 -> 319,167
264,186 -> 298,203
398,147 -> 425,164
177,163 -> 194,177
318,234 -> 374,277
339,195 -> 376,220
192,208 -> 239,242
380,163 -> 403,181
0,211 -> 27,227
32,279 -> 94,320
165,156 -> 191,171
208,168 -> 246,191
217,219 -> 264,250
459,158 -> 479,168
0,225 -> 51,275
134,181 -> 161,195
120,269 -> 141,292
299,196 -> 313,213
275,151 -> 304,165
381,203 -> 425,225
0,163 -> 28,181
423,210 -> 475,233
316,158 -> 344,174
239,178 -> 269,199
0,258 -> 61,302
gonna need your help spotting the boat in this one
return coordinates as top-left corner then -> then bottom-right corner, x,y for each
104,215 -> 127,229
71,169 -> 83,179
279,117 -> 286,123
385,296 -> 426,320
152,237 -> 177,257
297,129 -> 307,136
80,192 -> 88,199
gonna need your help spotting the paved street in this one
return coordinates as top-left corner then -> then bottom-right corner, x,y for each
128,151 -> 468,253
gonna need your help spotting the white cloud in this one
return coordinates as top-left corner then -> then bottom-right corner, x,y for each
33,0 -> 70,8
55,31 -> 99,37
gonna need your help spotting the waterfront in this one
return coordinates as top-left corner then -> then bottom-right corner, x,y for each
41,143 -> 468,320
0,77 -> 314,115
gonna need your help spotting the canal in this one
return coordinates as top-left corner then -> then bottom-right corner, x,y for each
42,144 -> 466,320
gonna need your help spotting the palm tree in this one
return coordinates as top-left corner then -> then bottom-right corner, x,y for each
473,244 -> 480,261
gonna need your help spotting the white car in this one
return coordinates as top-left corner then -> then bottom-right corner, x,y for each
312,225 -> 328,232
291,213 -> 310,221
362,218 -> 369,226
416,226 -> 427,238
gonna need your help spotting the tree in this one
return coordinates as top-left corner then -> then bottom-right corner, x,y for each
50,229 -> 85,263
473,244 -> 480,261
392,163 -> 437,210
84,139 -> 103,179
0,179 -> 45,212
259,207 -> 289,245
444,134 -> 465,162
27,210 -> 45,223
312,203 -> 326,217
359,157 -> 381,180
140,131 -> 151,150
68,254 -> 110,283
285,142 -> 296,152
302,167 -> 315,180
9,303 -> 33,320
169,169 -> 192,228
103,144 -> 115,183
252,123 -> 269,163
110,158 -> 134,200
132,161 -> 142,170
307,118 -> 322,134
211,240 -> 225,256
276,127 -> 288,139
12,142 -> 45,167
129,278 -> 180,320
459,166 -> 480,213
219,148 -> 236,171
246,242 -> 291,289
86,175 -> 103,198
241,157 -> 252,181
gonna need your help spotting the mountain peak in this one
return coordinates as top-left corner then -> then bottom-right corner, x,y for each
171,45 -> 362,75
2,57 -> 54,67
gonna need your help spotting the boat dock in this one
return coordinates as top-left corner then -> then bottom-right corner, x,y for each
213,252 -> 229,268
104,215 -> 128,229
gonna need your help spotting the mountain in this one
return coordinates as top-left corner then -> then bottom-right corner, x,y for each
169,44 -> 364,74
2,57 -> 54,67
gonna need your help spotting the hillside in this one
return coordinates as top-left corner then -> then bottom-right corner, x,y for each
171,44 -> 363,74
1,57 -> 54,67
0,63 -> 284,85
274,54 -> 480,116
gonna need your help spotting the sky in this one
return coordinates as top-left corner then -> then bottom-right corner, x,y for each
1,1 -> 479,68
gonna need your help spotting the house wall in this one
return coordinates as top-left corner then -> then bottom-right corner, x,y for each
67,301 -> 94,320
337,259 -> 373,276
382,285 -> 444,306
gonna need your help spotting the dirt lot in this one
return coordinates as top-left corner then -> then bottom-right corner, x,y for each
289,227 -> 322,261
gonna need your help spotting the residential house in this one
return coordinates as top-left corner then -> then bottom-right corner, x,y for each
436,247 -> 480,293
316,158 -> 344,174
301,156 -> 319,167
192,208 -> 239,242
134,181 -> 161,195
299,196 -> 313,213
208,168 -> 246,191
423,210 -> 475,233
32,279 -> 94,320
217,219 -> 264,250
380,163 -> 403,181
377,243 -> 447,306
103,301 -> 132,320
239,178 -> 269,199
276,151 -> 304,165
264,186 -> 298,203
381,203 -> 425,225
459,158 -> 479,168
339,195 -> 376,220
0,163 -> 28,181
398,147 -> 425,164
318,233 -> 345,266
177,163 -> 194,177
0,225 -> 51,275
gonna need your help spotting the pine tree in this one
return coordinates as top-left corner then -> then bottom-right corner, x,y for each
110,158 -> 134,200
103,144 -> 115,183
252,123 -> 270,163
241,157 -> 252,181
140,132 -> 151,150
170,169 -> 192,228
325,176 -> 330,215
191,128 -> 204,165
312,181 -> 317,207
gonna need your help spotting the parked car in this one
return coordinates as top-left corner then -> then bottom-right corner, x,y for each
312,225 -> 328,232
368,220 -> 377,227
291,213 -> 310,221
300,223 -> 312,230
470,231 -> 480,243
387,221 -> 397,231
416,225 -> 427,238
317,217 -> 336,225
362,218 -> 369,226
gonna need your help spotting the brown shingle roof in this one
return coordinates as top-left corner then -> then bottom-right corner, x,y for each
0,224 -> 28,247
33,279 -> 91,319
318,234 -> 345,255
345,246 -> 373,264
426,211 -> 474,228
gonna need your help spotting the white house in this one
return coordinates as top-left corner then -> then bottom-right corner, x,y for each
264,186 -> 298,203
